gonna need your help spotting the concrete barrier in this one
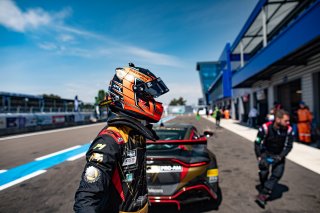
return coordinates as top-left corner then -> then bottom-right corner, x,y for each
0,112 -> 95,137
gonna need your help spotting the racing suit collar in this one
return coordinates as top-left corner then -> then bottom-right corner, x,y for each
107,114 -> 158,141
272,121 -> 288,132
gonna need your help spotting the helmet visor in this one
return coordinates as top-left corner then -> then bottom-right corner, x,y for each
136,78 -> 169,98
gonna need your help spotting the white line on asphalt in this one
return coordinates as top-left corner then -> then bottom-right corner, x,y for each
0,170 -> 47,191
67,152 -> 86,161
35,145 -> 81,161
0,170 -> 7,174
0,123 -> 105,141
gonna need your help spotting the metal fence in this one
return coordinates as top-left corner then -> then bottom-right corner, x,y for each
0,106 -> 94,114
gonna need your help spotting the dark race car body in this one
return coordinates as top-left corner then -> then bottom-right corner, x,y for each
146,123 -> 221,211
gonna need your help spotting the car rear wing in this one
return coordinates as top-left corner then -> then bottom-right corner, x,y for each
146,138 -> 207,145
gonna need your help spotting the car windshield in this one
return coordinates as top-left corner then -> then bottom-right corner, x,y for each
146,127 -> 187,150
154,128 -> 187,140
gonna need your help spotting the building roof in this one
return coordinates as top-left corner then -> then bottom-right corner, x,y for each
0,91 -> 42,99
196,61 -> 221,71
231,0 -> 315,56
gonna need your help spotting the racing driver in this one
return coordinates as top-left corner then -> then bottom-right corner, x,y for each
74,63 -> 169,213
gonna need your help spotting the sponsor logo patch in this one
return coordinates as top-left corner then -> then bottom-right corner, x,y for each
122,149 -> 137,166
122,156 -> 137,166
93,143 -> 106,150
84,166 -> 101,183
127,150 -> 136,157
124,173 -> 133,182
89,153 -> 103,163
113,84 -> 121,92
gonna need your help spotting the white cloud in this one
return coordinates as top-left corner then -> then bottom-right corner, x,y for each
63,81 -> 107,103
38,42 -> 58,50
56,25 -> 107,41
125,46 -> 183,67
0,0 -> 71,33
52,7 -> 72,21
50,25 -> 185,67
0,0 -> 51,32
0,1 -> 183,68
58,47 -> 94,58
36,39 -> 184,67
58,34 -> 74,42
158,82 -> 202,105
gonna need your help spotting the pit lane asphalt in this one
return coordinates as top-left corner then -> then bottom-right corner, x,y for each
0,116 -> 319,213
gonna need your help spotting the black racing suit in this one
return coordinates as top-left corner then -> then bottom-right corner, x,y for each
74,116 -> 157,213
254,121 -> 294,193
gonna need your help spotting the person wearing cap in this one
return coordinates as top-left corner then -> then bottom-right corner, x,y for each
297,101 -> 313,143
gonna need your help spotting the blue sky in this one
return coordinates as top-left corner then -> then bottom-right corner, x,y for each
0,0 -> 257,105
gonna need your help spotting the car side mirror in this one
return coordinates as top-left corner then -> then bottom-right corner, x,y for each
203,130 -> 214,138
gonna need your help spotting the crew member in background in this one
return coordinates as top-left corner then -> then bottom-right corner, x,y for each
297,101 -> 313,143
266,102 -> 282,122
224,108 -> 230,119
74,63 -> 169,213
213,106 -> 221,128
248,106 -> 258,128
196,110 -> 201,121
209,108 -> 213,117
254,109 -> 293,208
74,95 -> 79,112
206,106 -> 209,117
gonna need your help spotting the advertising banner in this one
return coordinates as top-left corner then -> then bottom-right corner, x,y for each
83,114 -> 91,121
74,113 -> 84,122
18,117 -> 26,128
6,117 -> 19,128
36,114 -> 53,125
65,114 -> 75,123
25,115 -> 37,127
52,115 -> 65,124
168,106 -> 186,114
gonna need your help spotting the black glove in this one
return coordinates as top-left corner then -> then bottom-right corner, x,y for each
258,154 -> 269,170
272,155 -> 282,164
258,153 -> 267,161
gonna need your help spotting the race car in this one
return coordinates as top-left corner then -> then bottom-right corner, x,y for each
146,123 -> 221,211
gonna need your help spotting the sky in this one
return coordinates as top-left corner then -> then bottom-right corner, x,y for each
0,0 -> 257,105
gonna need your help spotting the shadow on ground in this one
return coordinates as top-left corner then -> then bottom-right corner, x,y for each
149,201 -> 220,213
269,183 -> 289,201
149,188 -> 222,213
255,183 -> 289,202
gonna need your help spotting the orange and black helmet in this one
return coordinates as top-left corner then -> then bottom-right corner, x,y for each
105,63 -> 169,123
